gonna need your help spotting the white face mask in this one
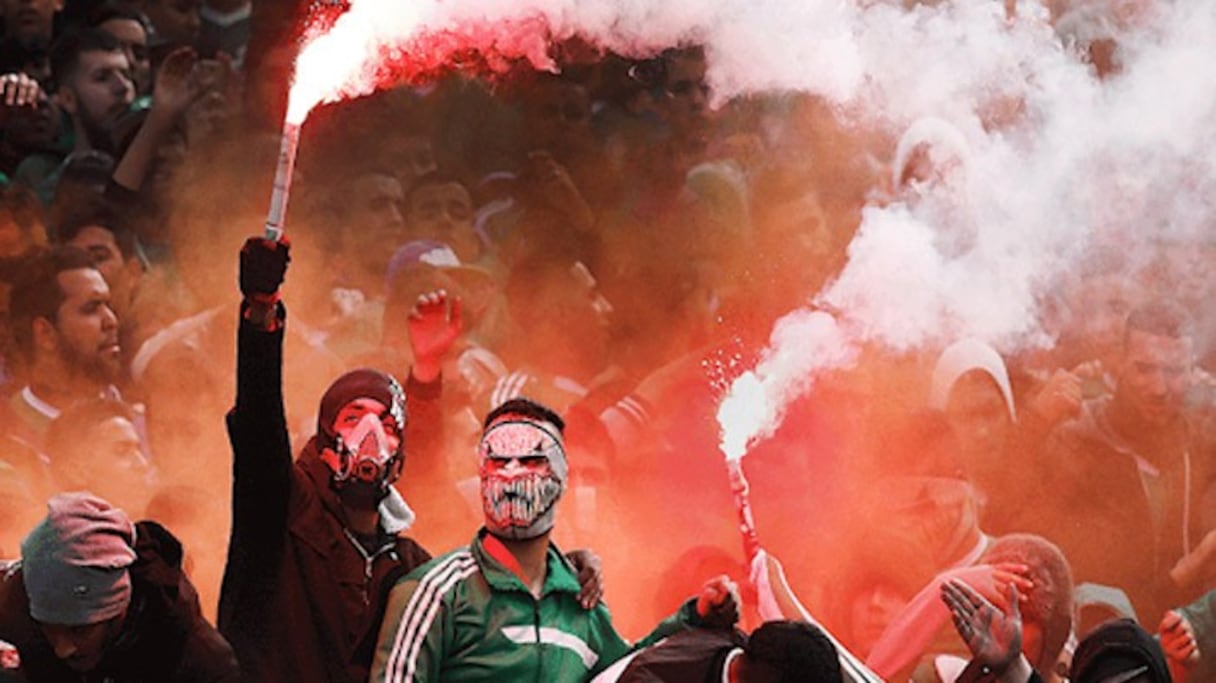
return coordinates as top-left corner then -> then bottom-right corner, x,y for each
478,419 -> 567,540
325,412 -> 400,490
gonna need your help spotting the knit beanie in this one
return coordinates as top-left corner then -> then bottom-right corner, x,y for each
1071,619 -> 1171,683
21,493 -> 137,626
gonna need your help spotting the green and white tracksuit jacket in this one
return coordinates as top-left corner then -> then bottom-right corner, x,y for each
371,529 -> 700,683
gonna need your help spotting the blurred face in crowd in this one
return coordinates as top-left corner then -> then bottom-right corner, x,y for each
4,90 -> 59,152
2,0 -> 62,47
38,613 -> 125,672
545,262 -> 613,361
945,370 -> 1012,481
59,49 -> 135,150
1117,328 -> 1192,427
524,80 -> 593,158
662,51 -> 710,131
59,415 -> 153,509
39,268 -> 120,384
0,209 -> 36,259
407,181 -> 479,263
388,135 -> 438,188
351,172 -> 406,239
849,583 -> 907,655
344,172 -> 406,276
1072,272 -> 1135,365
98,17 -> 151,96
140,0 -> 200,47
64,225 -> 141,318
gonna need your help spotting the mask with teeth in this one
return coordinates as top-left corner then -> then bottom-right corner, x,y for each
478,418 -> 567,540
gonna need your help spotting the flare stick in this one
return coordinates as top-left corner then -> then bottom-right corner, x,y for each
263,121 -> 302,241
726,459 -> 761,563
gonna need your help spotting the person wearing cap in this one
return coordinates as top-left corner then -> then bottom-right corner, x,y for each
1070,619 -> 1171,683
222,237 -> 602,683
0,492 -> 238,681
371,397 -> 739,683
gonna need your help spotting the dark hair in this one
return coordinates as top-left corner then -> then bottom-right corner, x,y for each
404,171 -> 470,213
745,620 -> 843,683
54,195 -> 140,262
8,246 -> 98,361
982,534 -> 1074,675
1125,299 -> 1191,343
45,397 -> 138,464
0,184 -> 46,242
0,41 -> 49,78
1071,619 -> 1170,683
484,397 -> 565,433
85,1 -> 151,32
50,28 -> 124,86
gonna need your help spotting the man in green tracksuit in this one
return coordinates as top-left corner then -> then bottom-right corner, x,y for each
372,397 -> 738,683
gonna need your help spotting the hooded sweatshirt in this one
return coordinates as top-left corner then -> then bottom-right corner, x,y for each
0,520 -> 239,682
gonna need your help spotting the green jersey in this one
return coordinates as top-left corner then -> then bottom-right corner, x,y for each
372,529 -> 697,683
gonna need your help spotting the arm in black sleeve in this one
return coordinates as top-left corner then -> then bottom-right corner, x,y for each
220,302 -> 293,634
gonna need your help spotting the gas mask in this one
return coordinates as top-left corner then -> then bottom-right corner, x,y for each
478,418 -> 567,540
322,412 -> 402,496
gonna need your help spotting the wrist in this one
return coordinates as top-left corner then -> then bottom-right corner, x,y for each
411,357 -> 442,384
144,105 -> 180,133
995,655 -> 1034,683
242,295 -> 282,331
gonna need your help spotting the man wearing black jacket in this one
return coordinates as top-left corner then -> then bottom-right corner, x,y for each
220,236 -> 602,683
219,235 -> 438,683
0,492 -> 238,682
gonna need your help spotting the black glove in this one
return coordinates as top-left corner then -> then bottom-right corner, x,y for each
239,236 -> 290,298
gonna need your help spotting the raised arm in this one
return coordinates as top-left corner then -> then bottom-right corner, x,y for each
219,236 -> 292,631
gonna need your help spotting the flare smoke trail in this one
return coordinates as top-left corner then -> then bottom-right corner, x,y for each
279,0 -> 1216,455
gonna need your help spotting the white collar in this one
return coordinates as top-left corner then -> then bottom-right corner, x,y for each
200,2 -> 252,27
20,386 -> 60,420
721,648 -> 743,683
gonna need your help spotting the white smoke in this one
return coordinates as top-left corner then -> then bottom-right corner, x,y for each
717,311 -> 857,460
288,0 -> 1216,455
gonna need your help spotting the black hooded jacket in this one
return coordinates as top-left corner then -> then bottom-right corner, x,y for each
0,520 -> 239,683
218,305 -> 434,683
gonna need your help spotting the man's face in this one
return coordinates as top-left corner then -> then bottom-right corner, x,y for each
525,82 -> 593,155
542,262 -> 613,357
944,371 -> 1013,477
38,613 -> 124,672
662,53 -> 710,130
333,397 -> 402,455
478,417 -> 568,539
141,0 -> 201,47
62,416 -> 152,505
98,18 -> 151,96
65,226 -> 138,316
479,452 -> 563,538
388,136 -> 438,188
1073,273 -> 1136,363
849,583 -> 908,654
345,173 -> 406,265
2,0 -> 62,47
61,50 -> 135,148
1117,329 -> 1192,427
407,182 -> 478,262
51,268 -> 120,383
4,91 -> 59,151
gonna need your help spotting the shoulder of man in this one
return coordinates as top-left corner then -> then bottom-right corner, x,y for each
377,548 -> 481,676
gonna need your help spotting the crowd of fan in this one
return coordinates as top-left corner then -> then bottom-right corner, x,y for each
0,0 -> 1211,681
